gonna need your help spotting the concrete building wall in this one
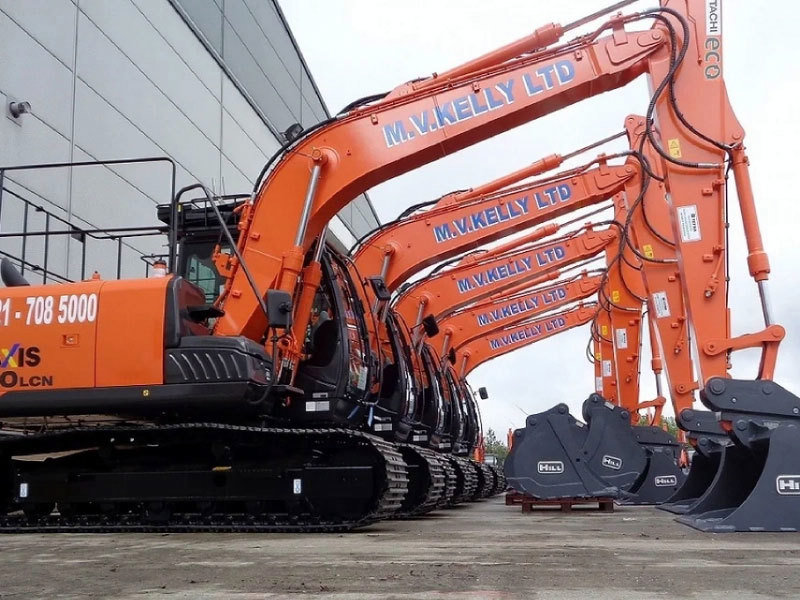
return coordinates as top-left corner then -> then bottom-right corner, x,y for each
0,0 -> 378,284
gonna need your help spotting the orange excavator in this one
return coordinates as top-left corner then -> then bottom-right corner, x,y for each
342,139 -> 636,504
0,0 -> 793,532
384,180 -> 692,505
345,139 -> 645,504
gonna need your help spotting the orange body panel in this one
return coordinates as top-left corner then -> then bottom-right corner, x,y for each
94,279 -> 167,387
0,277 -> 168,395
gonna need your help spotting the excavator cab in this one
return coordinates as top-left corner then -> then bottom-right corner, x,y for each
371,313 -> 430,444
159,200 -> 380,428
416,345 -> 449,452
156,197 -> 243,304
288,252 -> 374,426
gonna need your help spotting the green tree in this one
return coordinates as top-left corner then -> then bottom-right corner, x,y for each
637,415 -> 679,439
485,428 -> 509,462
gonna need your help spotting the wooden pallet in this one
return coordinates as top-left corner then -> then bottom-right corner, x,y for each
505,490 -> 614,513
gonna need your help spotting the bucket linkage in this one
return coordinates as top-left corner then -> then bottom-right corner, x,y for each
674,378 -> 800,532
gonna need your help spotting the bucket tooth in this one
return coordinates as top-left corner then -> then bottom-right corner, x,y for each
504,396 -> 647,500
620,426 -> 686,505
674,378 -> 800,532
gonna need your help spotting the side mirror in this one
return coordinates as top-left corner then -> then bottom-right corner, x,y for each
0,258 -> 30,287
478,387 -> 489,400
266,289 -> 293,330
422,315 -> 439,337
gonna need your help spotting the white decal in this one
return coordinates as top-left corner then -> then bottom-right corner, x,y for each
602,360 -> 612,377
615,328 -> 628,350
677,205 -> 702,242
9,294 -> 99,327
19,483 -> 28,498
655,475 -> 678,487
652,292 -> 671,319
706,0 -> 721,35
293,478 -> 302,495
537,461 -> 564,474
776,475 -> 800,495
595,376 -> 603,393
356,366 -> 368,390
602,455 -> 622,470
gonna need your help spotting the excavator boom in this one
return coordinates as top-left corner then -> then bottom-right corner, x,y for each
354,160 -> 635,290
214,18 -> 667,348
438,271 -> 604,357
394,226 -> 616,333
455,303 -> 597,378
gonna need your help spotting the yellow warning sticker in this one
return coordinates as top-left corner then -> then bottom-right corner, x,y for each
611,290 -> 621,303
601,325 -> 609,336
643,244 -> 654,259
668,138 -> 682,158
595,351 -> 601,360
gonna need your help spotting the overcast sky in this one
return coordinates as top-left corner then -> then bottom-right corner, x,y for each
281,1 -> 800,439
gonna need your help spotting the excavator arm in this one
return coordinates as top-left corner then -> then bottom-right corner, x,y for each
352,158 -> 635,291
622,114 -> 698,418
437,271 -> 604,358
591,194 -> 646,414
641,1 -> 782,383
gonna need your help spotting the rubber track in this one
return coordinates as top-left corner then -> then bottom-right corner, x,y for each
476,462 -> 495,499
485,466 -> 500,497
436,455 -> 458,508
493,467 -> 507,495
394,445 -> 446,518
0,423 -> 408,533
448,456 -> 478,504
467,460 -> 490,501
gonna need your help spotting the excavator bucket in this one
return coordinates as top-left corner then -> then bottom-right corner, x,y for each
675,378 -> 800,532
659,409 -> 727,514
619,426 -> 686,505
580,395 -> 649,493
504,396 -> 646,499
